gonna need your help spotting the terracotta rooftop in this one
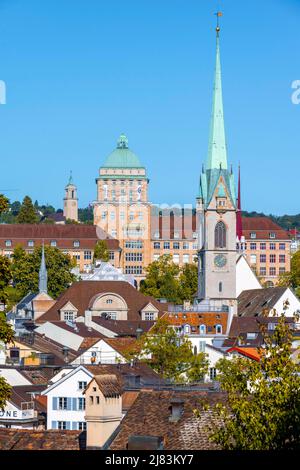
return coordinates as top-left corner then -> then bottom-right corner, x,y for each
0,224 -> 119,251
242,217 -> 290,240
37,280 -> 166,323
227,347 -> 261,362
110,390 -> 226,450
92,374 -> 123,397
0,429 -> 85,450
165,311 -> 228,335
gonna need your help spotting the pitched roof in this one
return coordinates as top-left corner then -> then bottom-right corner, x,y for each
92,374 -> 122,397
37,281 -> 165,324
84,362 -> 162,386
104,337 -> 139,355
241,217 -> 290,240
165,311 -> 229,335
91,317 -> 155,336
227,347 -> 261,362
9,385 -> 47,408
110,390 -> 226,450
238,287 -> 289,317
0,429 -> 85,450
0,224 -> 119,250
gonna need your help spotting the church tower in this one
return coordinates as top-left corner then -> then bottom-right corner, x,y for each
196,15 -> 237,311
63,172 -> 78,222
39,243 -> 48,294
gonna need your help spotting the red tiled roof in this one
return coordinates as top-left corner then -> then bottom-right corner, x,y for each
0,224 -> 120,250
0,429 -> 85,450
227,347 -> 261,362
241,217 -> 290,241
165,312 -> 228,335
37,281 -> 166,323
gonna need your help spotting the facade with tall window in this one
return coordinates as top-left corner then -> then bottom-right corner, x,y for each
242,217 -> 291,287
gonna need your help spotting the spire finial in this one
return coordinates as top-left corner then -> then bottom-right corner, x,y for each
39,241 -> 48,294
117,134 -> 128,149
68,170 -> 73,185
215,11 -> 222,36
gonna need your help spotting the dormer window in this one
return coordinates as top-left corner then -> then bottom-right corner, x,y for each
250,232 -> 256,239
200,324 -> 206,335
106,299 -> 113,304
269,232 -> 276,239
5,240 -> 12,247
216,324 -> 222,334
184,325 -> 190,334
73,240 -> 80,248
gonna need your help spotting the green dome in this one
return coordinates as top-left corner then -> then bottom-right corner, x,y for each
102,134 -> 143,169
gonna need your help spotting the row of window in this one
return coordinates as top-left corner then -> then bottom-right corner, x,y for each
5,240 -> 81,248
250,232 -> 277,239
259,267 -> 286,276
153,253 -> 193,264
101,211 -> 144,221
52,397 -> 86,411
153,232 -> 198,240
250,254 -> 286,263
125,266 -> 143,275
125,241 -> 143,249
125,253 -> 143,262
102,179 -> 143,185
153,242 -> 198,250
52,421 -> 86,431
183,324 -> 223,335
250,242 -> 286,250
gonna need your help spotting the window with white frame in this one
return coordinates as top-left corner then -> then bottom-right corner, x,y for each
153,242 -> 160,249
183,254 -> 190,263
84,251 -> 92,260
269,232 -> 276,239
58,421 -> 67,430
73,240 -> 80,248
163,241 -> 170,250
184,325 -> 190,334
63,311 -> 74,321
250,254 -> 257,264
153,254 -> 159,261
78,381 -> 87,390
28,240 -> 34,247
199,341 -> 206,352
173,242 -> 180,250
250,242 -> 256,250
50,240 -> 57,247
5,240 -> 12,247
106,312 -> 117,320
200,324 -> 206,335
144,312 -> 155,321
269,243 -> 276,250
250,232 -> 256,239
106,299 -> 113,304
209,368 -> 217,380
173,254 -> 180,264
58,398 -> 68,410
78,398 -> 85,410
174,231 -> 180,239
78,422 -> 86,431
153,231 -> 160,239
183,242 -> 189,249
260,243 -> 266,250
216,324 -> 222,334
279,243 -> 286,250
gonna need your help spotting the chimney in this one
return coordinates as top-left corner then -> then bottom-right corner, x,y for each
84,375 -> 123,449
169,398 -> 184,422
85,310 -> 93,331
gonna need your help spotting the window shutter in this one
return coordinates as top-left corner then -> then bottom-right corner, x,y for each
52,397 -> 57,411
72,422 -> 77,430
72,398 -> 77,411
66,421 -> 71,430
67,398 -> 72,410
51,421 -> 56,429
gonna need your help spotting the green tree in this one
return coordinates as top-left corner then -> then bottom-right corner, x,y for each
134,318 -> 208,383
0,256 -> 12,305
0,194 -> 9,215
93,240 -> 109,262
179,263 -> 198,302
0,311 -> 14,410
11,245 -> 76,299
16,196 -> 39,224
279,250 -> 300,297
140,255 -> 181,303
198,307 -> 300,450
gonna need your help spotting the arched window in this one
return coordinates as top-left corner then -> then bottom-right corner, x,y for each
216,324 -> 222,334
215,221 -> 226,248
199,324 -> 206,335
184,324 -> 190,334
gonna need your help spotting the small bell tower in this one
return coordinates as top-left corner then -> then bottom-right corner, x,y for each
63,171 -> 78,222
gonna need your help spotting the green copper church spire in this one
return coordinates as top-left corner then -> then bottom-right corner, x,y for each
206,13 -> 228,170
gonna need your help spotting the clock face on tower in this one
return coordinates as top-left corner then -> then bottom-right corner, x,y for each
214,254 -> 227,268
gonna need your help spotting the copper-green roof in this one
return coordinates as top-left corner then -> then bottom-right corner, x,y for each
102,134 -> 144,169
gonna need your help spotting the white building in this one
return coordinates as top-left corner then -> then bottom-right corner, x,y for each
236,254 -> 262,297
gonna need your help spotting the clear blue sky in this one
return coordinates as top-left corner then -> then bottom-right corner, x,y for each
0,0 -> 299,214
